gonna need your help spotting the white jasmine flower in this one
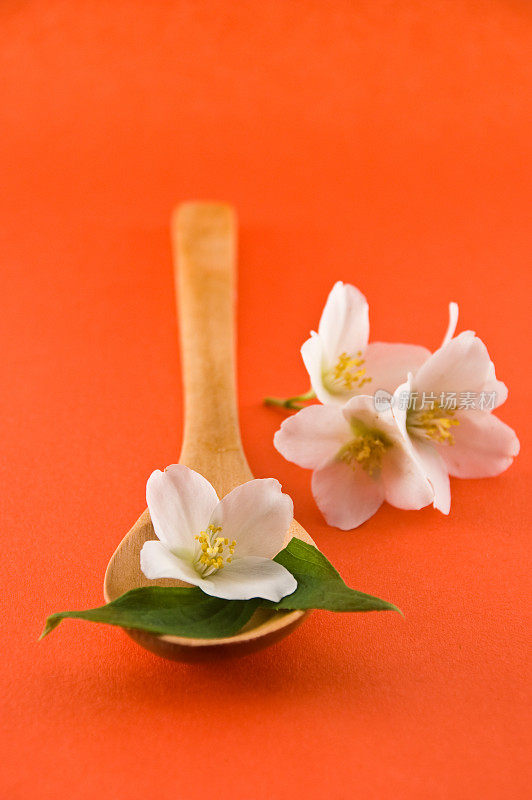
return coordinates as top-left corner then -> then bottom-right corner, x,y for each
273,379 -> 434,529
301,282 -> 431,405
140,466 -> 297,601
402,319 -> 519,514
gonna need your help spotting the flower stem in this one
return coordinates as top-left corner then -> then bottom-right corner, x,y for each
263,389 -> 316,411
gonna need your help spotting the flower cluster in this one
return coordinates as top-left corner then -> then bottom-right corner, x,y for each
272,282 -> 519,529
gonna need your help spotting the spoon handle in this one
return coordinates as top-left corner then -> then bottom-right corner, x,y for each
172,202 -> 253,496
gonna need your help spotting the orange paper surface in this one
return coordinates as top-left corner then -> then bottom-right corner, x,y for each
1,2 -> 530,798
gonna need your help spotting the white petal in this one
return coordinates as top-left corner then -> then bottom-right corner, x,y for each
441,301 -> 459,347
482,361 -> 508,408
413,331 -> 493,398
363,342 -> 430,393
380,441 -> 434,510
274,404 -> 351,470
210,479 -> 293,559
439,410 -> 519,478
311,460 -> 384,529
342,393 -> 401,443
197,557 -> 297,601
301,333 -> 341,405
146,465 -> 219,549
391,375 -> 412,433
140,540 -> 200,584
412,441 -> 451,514
318,282 -> 369,365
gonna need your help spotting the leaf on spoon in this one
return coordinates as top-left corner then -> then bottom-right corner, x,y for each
40,540 -> 400,641
272,538 -> 402,614
40,586 -> 261,640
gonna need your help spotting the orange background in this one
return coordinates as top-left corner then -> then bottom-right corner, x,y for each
1,2 -> 530,798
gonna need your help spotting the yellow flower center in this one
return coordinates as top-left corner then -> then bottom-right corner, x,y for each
194,524 -> 236,576
337,421 -> 391,476
325,351 -> 372,394
407,405 -> 459,445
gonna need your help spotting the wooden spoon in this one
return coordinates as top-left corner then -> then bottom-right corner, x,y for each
104,202 -> 314,661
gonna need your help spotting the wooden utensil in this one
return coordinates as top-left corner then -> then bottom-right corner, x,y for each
104,202 -> 314,661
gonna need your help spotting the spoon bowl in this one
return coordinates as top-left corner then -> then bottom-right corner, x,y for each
104,202 -> 314,661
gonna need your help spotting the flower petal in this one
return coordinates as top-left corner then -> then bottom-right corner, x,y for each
342,393 -> 401,442
140,540 -> 200,584
412,441 -> 451,514
413,331 -> 494,398
363,342 -> 430,393
197,556 -> 297,601
482,361 -> 508,408
274,404 -> 351,470
301,332 -> 340,405
380,441 -> 434,510
318,282 -> 369,365
146,465 -> 219,549
391,375 -> 412,433
439,410 -> 519,478
311,459 -> 384,529
441,301 -> 459,347
210,479 -> 293,559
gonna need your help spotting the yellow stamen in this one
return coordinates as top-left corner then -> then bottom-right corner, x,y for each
337,420 -> 391,476
408,405 -> 459,445
193,524 -> 236,576
325,351 -> 372,393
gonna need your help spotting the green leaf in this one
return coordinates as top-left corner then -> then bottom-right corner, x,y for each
40,586 -> 261,640
271,538 -> 402,614
40,539 -> 400,642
